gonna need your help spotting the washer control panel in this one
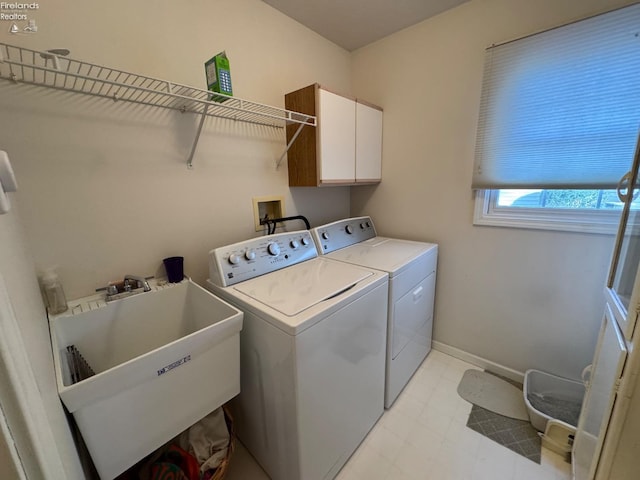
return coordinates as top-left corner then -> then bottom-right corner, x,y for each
209,230 -> 318,286
311,216 -> 377,254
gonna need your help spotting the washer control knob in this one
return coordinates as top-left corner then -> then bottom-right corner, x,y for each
366,221 -> 371,228
322,232 -> 330,240
245,249 -> 256,261
290,240 -> 300,249
345,225 -> 354,234
301,237 -> 310,246
228,253 -> 241,265
360,223 -> 366,229
267,242 -> 280,256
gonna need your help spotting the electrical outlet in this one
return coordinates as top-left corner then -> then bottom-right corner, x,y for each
253,195 -> 285,231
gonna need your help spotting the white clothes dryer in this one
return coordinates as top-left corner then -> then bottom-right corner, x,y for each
206,230 -> 388,480
311,217 -> 438,408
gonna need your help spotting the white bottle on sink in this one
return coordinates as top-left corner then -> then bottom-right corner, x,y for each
41,269 -> 68,314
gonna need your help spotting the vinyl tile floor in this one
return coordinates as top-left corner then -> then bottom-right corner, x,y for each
225,350 -> 572,480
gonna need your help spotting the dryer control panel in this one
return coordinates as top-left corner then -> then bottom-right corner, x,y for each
208,230 -> 317,286
311,216 -> 377,254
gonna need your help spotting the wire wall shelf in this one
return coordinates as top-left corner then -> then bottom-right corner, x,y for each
0,42 -> 316,167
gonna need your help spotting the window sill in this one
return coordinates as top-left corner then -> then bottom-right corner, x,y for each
473,190 -> 620,235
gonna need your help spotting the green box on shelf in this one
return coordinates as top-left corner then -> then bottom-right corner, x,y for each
204,51 -> 233,103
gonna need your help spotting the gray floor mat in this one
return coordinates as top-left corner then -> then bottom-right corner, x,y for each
457,369 -> 529,421
466,404 -> 541,463
459,370 -> 541,463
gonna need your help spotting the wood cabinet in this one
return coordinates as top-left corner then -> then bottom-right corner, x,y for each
285,84 -> 382,187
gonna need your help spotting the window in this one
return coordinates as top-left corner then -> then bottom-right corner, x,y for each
473,189 -> 635,234
472,4 -> 640,233
496,189 -> 626,210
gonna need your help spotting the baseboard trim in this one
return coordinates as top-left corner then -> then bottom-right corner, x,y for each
432,341 -> 525,384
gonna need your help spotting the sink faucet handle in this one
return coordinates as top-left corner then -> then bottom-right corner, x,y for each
123,274 -> 152,292
96,284 -> 119,295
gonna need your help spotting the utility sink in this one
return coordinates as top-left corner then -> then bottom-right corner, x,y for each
48,278 -> 243,480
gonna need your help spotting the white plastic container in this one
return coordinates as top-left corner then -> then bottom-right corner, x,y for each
40,268 -> 68,314
523,368 -> 585,432
49,279 -> 243,480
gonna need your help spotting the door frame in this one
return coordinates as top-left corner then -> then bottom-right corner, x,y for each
0,273 -> 68,480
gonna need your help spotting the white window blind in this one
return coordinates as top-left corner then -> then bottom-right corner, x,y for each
472,4 -> 640,190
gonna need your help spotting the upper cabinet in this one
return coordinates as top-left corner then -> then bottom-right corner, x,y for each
355,100 -> 384,183
285,84 -> 383,187
317,87 -> 357,183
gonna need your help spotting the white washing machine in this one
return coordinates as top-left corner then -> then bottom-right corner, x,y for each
311,216 -> 438,408
206,230 -> 388,480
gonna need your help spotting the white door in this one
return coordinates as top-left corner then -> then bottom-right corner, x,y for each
606,134 -> 640,340
572,305 -> 627,480
573,133 -> 640,479
0,411 -> 25,480
317,88 -> 356,183
0,274 -> 70,480
355,101 -> 383,182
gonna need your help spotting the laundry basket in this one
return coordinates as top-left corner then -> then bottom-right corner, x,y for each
116,405 -> 235,480
209,406 -> 235,480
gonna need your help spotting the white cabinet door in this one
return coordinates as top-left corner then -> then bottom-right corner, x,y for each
355,101 -> 383,182
317,88 -> 356,183
572,305 -> 627,480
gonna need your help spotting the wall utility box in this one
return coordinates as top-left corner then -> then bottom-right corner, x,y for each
253,195 -> 285,231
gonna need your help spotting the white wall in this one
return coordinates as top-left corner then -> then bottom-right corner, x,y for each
0,1 -> 354,477
0,0 -> 353,300
350,0 -> 635,380
1,2 -> 633,470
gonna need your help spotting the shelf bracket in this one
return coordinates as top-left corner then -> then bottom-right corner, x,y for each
187,104 -> 210,169
276,123 -> 306,170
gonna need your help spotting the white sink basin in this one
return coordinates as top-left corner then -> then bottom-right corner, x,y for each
49,278 -> 243,480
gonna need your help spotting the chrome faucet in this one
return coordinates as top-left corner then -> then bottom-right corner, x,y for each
99,274 -> 153,302
123,274 -> 152,292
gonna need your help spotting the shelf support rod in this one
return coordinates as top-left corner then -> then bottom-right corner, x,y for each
276,123 -> 306,170
187,104 -> 210,169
